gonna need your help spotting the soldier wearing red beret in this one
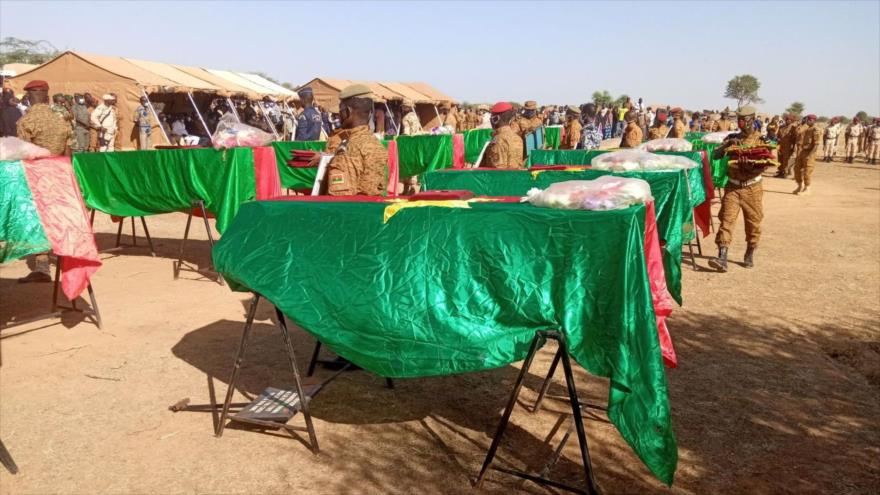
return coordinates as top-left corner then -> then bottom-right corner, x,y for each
480,102 -> 524,169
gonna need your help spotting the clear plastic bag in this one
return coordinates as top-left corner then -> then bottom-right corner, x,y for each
701,131 -> 736,144
638,138 -> 693,152
523,176 -> 652,211
211,114 -> 274,149
591,150 -> 697,172
0,137 -> 52,161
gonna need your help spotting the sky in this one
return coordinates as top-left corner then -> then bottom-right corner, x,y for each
1,0 -> 878,116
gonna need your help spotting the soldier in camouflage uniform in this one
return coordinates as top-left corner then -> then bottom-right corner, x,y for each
668,107 -> 687,138
325,84 -> 388,196
792,114 -> 822,194
647,110 -> 669,140
481,102 -> 524,169
709,106 -> 769,272
774,114 -> 797,177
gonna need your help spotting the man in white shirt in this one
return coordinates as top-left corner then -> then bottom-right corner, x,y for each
90,94 -> 118,152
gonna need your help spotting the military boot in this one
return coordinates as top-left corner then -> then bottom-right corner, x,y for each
792,183 -> 802,194
708,247 -> 728,272
800,185 -> 811,195
743,247 -> 755,268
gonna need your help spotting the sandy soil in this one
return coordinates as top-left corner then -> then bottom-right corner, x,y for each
1,156 -> 878,495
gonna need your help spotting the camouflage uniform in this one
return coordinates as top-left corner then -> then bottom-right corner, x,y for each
16,103 -> 70,156
620,121 -> 643,148
715,130 -> 766,251
867,122 -> 880,163
482,125 -> 524,169
794,123 -> 821,191
668,117 -> 687,138
326,125 -> 387,196
72,102 -> 91,152
402,111 -> 422,135
561,118 -> 582,150
844,122 -> 863,162
647,123 -> 669,140
775,122 -> 797,176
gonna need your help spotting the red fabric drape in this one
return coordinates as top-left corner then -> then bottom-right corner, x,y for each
452,134 -> 465,169
252,146 -> 282,200
22,157 -> 102,300
386,141 -> 400,196
693,150 -> 714,238
644,201 -> 677,368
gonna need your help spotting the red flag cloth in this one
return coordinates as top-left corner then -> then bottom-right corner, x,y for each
22,157 -> 101,300
386,140 -> 400,197
452,134 -> 465,169
693,150 -> 714,238
644,201 -> 677,368
252,146 -> 282,200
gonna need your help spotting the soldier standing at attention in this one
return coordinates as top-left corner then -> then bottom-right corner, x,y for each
792,115 -> 821,195
668,107 -> 687,138
619,110 -> 643,148
844,117 -> 863,163
134,96 -> 153,150
71,94 -> 90,153
50,93 -> 71,122
867,118 -> 880,165
480,102 -> 524,169
774,114 -> 798,177
560,106 -> 581,150
15,80 -> 72,283
716,112 -> 734,132
294,88 -> 323,141
90,94 -> 118,152
324,85 -> 387,196
822,117 -> 842,162
647,109 -> 669,140
511,100 -> 542,136
400,99 -> 422,136
708,106 -> 768,272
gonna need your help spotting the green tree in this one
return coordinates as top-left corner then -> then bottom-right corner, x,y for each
592,90 -> 613,107
0,37 -> 58,65
817,116 -> 829,123
614,94 -> 630,107
855,111 -> 870,122
786,102 -> 805,116
724,74 -> 763,108
839,116 -> 851,125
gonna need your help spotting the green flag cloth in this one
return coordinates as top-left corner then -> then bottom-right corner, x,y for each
0,160 -> 50,263
73,148 -> 257,233
422,169 -> 689,304
271,141 -> 326,190
460,129 -> 494,164
272,140 -> 393,190
692,141 -> 728,188
544,126 -> 562,149
213,199 -> 677,485
396,134 -> 453,177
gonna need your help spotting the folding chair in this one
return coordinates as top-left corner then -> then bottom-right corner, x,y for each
173,200 -> 223,285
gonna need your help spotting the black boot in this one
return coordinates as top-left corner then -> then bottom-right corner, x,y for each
709,247 -> 728,272
743,247 -> 755,268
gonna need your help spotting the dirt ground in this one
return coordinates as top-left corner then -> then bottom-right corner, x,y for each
1,156 -> 878,495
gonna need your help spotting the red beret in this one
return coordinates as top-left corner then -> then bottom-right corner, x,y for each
491,102 -> 513,114
23,80 -> 49,91
806,114 -> 817,121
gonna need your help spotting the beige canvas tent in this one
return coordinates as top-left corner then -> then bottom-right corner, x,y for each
297,78 -> 455,127
9,51 -> 297,149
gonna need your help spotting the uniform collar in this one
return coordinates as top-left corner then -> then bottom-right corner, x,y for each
344,124 -> 371,136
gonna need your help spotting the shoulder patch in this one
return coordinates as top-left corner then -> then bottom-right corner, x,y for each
330,173 -> 345,185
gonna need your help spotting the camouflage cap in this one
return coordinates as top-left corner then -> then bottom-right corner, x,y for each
566,105 -> 581,115
339,84 -> 373,100
401,98 -> 414,107
524,100 -> 537,110
737,106 -> 757,118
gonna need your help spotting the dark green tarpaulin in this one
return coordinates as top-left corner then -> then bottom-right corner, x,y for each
397,134 -> 453,177
72,148 -> 256,233
544,126 -> 562,149
422,169 -> 689,304
0,160 -> 50,263
460,129 -> 493,164
213,199 -> 677,485
272,140 -> 393,190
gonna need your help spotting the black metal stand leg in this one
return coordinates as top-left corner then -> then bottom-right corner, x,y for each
476,331 -> 600,495
695,227 -> 703,256
86,284 -> 103,329
51,260 -> 62,312
274,307 -> 319,454
217,294 -> 261,437
115,218 -> 124,247
688,239 -> 697,271
140,217 -> 156,257
89,209 -> 95,227
196,201 -> 223,286
385,378 -> 395,389
174,209 -> 194,280
0,439 -> 18,475
475,331 -> 546,488
560,340 -> 599,494
306,341 -> 322,377
533,346 -> 563,413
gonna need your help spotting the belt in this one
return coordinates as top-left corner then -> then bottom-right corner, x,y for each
727,176 -> 762,188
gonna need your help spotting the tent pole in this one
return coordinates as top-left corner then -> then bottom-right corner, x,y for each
283,102 -> 297,140
226,97 -> 241,123
258,101 -> 280,140
384,102 -> 399,136
187,91 -> 212,142
142,89 -> 171,145
433,104 -> 443,128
